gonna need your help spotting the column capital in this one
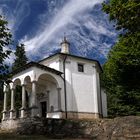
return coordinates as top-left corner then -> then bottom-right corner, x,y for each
4,84 -> 10,92
21,84 -> 26,87
2,110 -> 7,113
3,90 -> 8,94
4,86 -> 9,93
9,109 -> 15,112
32,80 -> 37,83
9,82 -> 14,89
11,87 -> 15,90
19,107 -> 27,110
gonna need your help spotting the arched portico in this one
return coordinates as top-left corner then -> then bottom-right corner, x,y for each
2,64 -> 63,120
37,73 -> 62,118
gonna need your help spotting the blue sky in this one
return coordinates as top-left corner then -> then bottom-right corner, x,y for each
0,0 -> 118,64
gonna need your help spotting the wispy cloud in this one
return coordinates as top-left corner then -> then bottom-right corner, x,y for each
0,0 -> 30,64
0,0 -> 30,38
0,0 -> 118,64
23,0 -> 104,55
12,1 -> 30,35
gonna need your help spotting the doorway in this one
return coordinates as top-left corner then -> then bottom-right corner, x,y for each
41,101 -> 47,117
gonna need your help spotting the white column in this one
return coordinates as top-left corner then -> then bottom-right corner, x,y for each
20,84 -> 26,118
2,86 -> 8,120
93,67 -> 99,118
3,91 -> 7,111
10,88 -> 15,119
22,85 -> 26,109
57,88 -> 62,111
11,88 -> 15,110
31,81 -> 38,117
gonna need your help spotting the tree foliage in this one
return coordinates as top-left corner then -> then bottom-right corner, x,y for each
0,15 -> 12,81
102,0 -> 140,117
0,15 -> 12,120
12,43 -> 28,110
12,43 -> 28,71
103,0 -> 140,34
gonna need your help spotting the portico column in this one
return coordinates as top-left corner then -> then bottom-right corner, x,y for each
2,86 -> 8,120
31,81 -> 38,117
10,88 -> 15,119
20,84 -> 26,118
57,88 -> 62,111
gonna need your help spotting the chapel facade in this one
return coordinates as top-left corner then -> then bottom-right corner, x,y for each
2,38 -> 107,121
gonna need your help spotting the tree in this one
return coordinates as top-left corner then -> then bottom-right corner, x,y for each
102,0 -> 140,34
12,43 -> 28,71
102,0 -> 140,117
12,43 -> 28,110
0,15 -> 12,81
0,15 -> 12,120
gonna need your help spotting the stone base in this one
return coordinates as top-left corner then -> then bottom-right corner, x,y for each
10,110 -> 16,119
31,106 -> 38,117
1,119 -> 19,132
46,111 -> 101,119
1,117 -> 102,136
47,112 -> 63,119
62,112 -> 101,119
1,117 -> 43,133
2,111 -> 10,121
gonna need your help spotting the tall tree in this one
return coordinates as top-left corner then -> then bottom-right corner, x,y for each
102,0 -> 140,34
0,15 -> 12,120
0,15 -> 12,81
12,43 -> 28,71
12,43 -> 28,111
102,0 -> 140,117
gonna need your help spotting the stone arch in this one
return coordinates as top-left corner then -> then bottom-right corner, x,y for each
24,76 -> 32,92
37,73 -> 60,96
37,73 -> 62,117
13,78 -> 21,87
36,72 -> 61,88
23,76 -> 32,108
13,78 -> 22,112
24,76 -> 31,84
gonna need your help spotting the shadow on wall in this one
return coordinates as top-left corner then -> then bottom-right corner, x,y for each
65,78 -> 78,119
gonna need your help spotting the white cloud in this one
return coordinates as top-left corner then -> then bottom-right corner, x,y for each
0,0 -> 117,63
0,1 -> 30,38
4,54 -> 15,66
23,0 -> 104,54
84,19 -> 116,36
0,1 -> 30,64
12,1 -> 30,33
3,47 -> 15,66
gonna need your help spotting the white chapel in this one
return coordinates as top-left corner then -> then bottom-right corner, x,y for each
2,37 -> 107,121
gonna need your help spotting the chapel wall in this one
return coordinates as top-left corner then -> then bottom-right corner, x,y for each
64,57 -> 101,115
